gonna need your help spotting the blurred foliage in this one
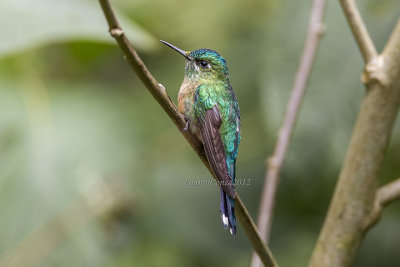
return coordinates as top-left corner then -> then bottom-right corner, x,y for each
0,0 -> 399,266
0,0 -> 157,57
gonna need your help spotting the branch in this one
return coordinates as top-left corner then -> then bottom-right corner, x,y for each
309,17 -> 400,267
363,178 -> 400,229
251,1 -> 326,266
377,178 -> 400,206
382,18 -> 400,81
339,0 -> 377,63
98,1 -> 278,266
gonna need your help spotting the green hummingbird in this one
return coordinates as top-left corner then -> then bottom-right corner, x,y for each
161,40 -> 241,235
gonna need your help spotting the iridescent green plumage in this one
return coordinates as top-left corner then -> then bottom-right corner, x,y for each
161,41 -> 241,235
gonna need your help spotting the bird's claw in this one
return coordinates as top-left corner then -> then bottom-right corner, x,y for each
182,115 -> 189,132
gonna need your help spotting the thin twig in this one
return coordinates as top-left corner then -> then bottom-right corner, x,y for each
363,178 -> 400,229
339,0 -> 377,63
98,1 -> 278,266
250,2 -> 327,266
377,178 -> 400,206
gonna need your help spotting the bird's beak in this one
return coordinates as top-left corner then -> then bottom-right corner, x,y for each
160,40 -> 192,60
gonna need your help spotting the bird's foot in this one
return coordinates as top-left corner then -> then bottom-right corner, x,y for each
182,115 -> 190,132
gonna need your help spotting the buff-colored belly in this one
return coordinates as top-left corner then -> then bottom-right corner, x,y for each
178,81 -> 196,118
178,81 -> 201,140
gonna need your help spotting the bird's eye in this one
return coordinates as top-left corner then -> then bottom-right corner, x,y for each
199,60 -> 209,68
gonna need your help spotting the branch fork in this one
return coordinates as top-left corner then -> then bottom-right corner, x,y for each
309,4 -> 400,265
361,55 -> 388,87
363,178 -> 400,230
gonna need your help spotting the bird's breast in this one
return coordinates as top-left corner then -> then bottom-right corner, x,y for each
178,81 -> 198,118
178,80 -> 202,139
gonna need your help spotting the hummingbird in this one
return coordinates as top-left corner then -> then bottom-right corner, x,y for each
161,40 -> 241,236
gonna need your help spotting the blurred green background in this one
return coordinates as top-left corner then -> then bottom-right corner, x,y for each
0,0 -> 399,266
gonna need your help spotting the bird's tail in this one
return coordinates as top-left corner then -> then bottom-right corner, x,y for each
220,188 -> 236,236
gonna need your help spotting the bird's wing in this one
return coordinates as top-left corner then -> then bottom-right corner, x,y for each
195,86 -> 235,199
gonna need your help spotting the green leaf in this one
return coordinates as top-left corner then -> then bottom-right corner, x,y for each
0,0 -> 157,57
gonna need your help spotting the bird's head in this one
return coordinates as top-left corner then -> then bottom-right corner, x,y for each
161,40 -> 229,82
